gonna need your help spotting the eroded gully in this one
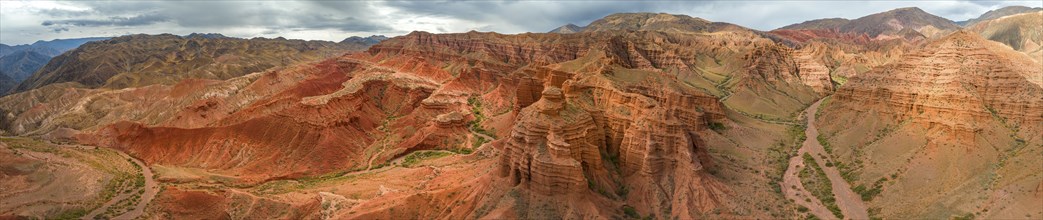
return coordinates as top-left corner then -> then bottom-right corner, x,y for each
781,99 -> 869,219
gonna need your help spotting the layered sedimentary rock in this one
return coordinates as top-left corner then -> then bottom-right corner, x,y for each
78,58 -> 442,182
828,31 -> 1042,142
2,12 -> 829,219
818,30 -> 1043,218
501,87 -> 604,195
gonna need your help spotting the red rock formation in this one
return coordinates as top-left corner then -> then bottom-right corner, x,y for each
829,31 -> 1042,142
501,87 -> 605,195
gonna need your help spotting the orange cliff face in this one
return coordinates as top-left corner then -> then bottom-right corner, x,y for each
3,24 -> 826,218
824,31 -> 1042,144
817,30 -> 1043,218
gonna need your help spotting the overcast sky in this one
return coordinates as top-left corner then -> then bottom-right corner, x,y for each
1,0 -> 1040,45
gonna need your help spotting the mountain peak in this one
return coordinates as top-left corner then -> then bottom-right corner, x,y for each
580,12 -> 741,33
548,23 -> 585,34
960,5 -> 1043,26
185,33 -> 228,39
838,6 -> 959,37
340,35 -> 389,45
890,7 -> 925,13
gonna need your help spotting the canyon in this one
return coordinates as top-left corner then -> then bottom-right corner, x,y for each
1,5 -> 1041,220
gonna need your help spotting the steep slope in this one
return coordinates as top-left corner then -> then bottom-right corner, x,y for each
0,50 -> 51,82
27,37 -> 111,53
968,11 -> 1043,62
573,13 -> 823,118
0,37 -> 109,57
0,73 -> 15,93
581,13 -> 751,34
839,7 -> 960,39
960,6 -> 1043,26
548,24 -> 585,33
0,29 -> 825,219
817,31 -> 1042,219
340,35 -> 390,46
774,7 -> 959,44
779,18 -> 851,30
13,34 -> 365,93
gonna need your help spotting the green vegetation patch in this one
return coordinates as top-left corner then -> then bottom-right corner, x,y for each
468,96 -> 497,139
799,153 -> 843,219
400,150 -> 453,168
853,177 -> 886,201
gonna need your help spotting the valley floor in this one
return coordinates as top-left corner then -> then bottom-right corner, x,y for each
782,99 -> 869,219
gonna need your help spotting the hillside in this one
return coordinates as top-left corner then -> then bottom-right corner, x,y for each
778,18 -> 850,30
2,4 -> 1042,220
13,34 -> 367,93
580,13 -> 751,33
960,6 -> 1043,26
0,50 -> 51,82
839,7 -> 959,39
0,37 -> 109,57
967,11 -> 1043,62
817,31 -> 1042,219
548,24 -> 585,33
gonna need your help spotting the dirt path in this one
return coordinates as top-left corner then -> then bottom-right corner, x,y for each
782,99 -> 869,219
82,146 -> 159,219
781,142 -> 836,219
112,150 -> 159,219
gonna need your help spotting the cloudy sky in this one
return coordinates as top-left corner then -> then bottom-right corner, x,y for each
1,0 -> 1040,45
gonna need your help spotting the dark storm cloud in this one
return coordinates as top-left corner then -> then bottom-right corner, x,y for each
3,0 -> 1042,45
41,1 -> 391,31
42,13 -> 169,27
384,1 -> 665,31
37,8 -> 93,17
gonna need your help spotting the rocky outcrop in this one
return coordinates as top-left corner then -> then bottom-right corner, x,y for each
829,30 -> 1042,143
501,87 -> 604,195
793,45 -> 835,94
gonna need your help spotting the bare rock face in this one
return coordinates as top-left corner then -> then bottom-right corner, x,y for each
829,31 -> 1042,142
793,44 -> 837,93
501,86 -> 604,195
818,31 -> 1042,218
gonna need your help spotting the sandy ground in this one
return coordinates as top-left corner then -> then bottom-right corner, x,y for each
783,99 -> 870,220
81,145 -> 159,219
113,149 -> 159,219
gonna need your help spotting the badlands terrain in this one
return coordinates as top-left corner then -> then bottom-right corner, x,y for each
1,5 -> 1041,220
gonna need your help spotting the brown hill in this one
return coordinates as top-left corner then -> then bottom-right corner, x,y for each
581,13 -> 751,34
0,29 -> 828,218
967,11 -> 1043,62
838,7 -> 960,39
0,73 -> 14,93
774,7 -> 959,44
548,23 -> 585,33
0,50 -> 50,83
13,34 -> 365,93
779,18 -> 850,30
960,6 -> 1043,27
817,31 -> 1042,219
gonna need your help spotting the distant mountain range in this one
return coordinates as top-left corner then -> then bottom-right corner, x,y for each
0,37 -> 109,91
958,6 -> 1042,26
0,37 -> 110,57
340,35 -> 390,46
549,24 -> 585,33
1,4 -> 1041,220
